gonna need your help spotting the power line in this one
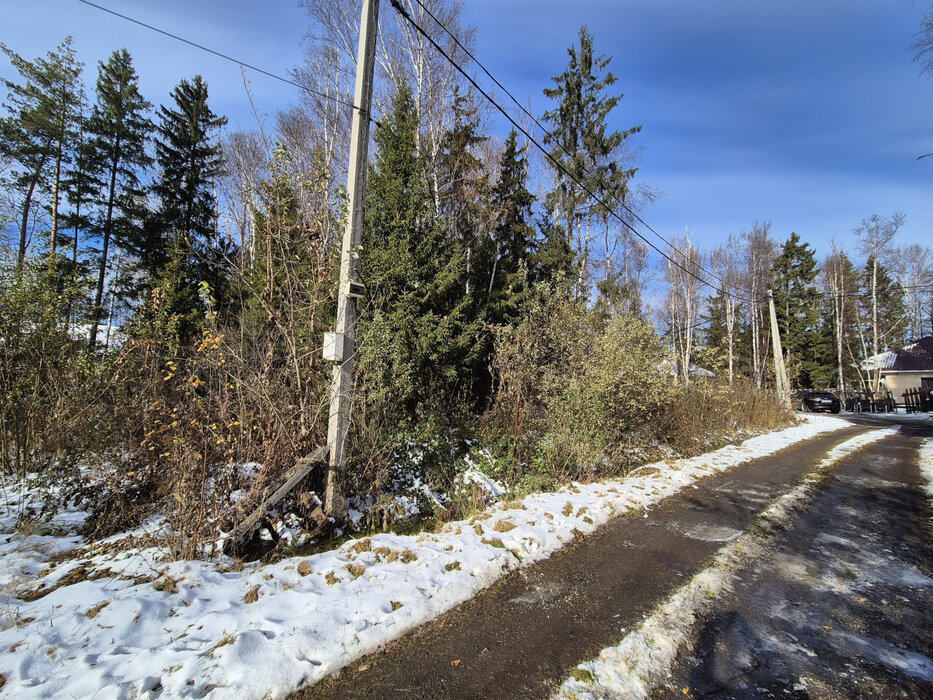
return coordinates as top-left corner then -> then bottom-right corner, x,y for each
75,0 -> 361,115
389,1 -> 752,303
405,0 -> 757,301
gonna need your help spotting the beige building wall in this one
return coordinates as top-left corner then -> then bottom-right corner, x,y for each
881,372 -> 932,398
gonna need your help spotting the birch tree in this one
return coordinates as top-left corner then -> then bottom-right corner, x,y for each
891,243 -> 933,340
709,236 -> 743,384
740,222 -> 776,388
821,245 -> 859,393
664,235 -> 702,384
854,212 -> 902,392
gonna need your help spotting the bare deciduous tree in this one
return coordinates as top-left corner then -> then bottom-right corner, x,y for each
854,212 -> 903,392
709,235 -> 743,384
891,242 -> 933,340
741,222 -> 776,388
664,234 -> 702,385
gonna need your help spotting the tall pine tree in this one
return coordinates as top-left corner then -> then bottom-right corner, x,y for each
771,232 -> 824,388
147,75 -> 230,343
0,37 -> 84,267
84,49 -> 153,349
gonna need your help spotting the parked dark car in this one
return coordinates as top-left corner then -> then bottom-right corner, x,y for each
794,390 -> 841,413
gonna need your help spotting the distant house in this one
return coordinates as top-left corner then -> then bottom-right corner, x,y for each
863,336 -> 933,397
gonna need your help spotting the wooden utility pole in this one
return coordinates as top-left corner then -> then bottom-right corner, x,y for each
324,0 -> 380,520
767,289 -> 792,409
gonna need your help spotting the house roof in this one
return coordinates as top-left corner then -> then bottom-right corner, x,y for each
864,336 -> 933,373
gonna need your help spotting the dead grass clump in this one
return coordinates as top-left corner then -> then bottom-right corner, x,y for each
297,560 -> 313,577
20,564 -> 108,602
399,550 -> 417,563
348,538 -> 372,555
562,502 -> 573,517
153,574 -> 179,595
325,571 -> 339,586
243,585 -> 260,604
445,561 -> 460,572
85,602 -> 107,619
212,632 -> 236,654
493,520 -> 516,533
346,563 -> 366,578
372,546 -> 398,563
390,601 -> 403,611
481,537 -> 505,549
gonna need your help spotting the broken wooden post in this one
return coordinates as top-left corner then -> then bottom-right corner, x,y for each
225,445 -> 329,550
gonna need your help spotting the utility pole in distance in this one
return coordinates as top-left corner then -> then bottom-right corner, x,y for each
767,289 -> 792,410
323,0 -> 380,520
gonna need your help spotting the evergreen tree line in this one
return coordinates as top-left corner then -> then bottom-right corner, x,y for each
0,39 -> 229,350
0,22 -> 793,551
692,215 -> 933,395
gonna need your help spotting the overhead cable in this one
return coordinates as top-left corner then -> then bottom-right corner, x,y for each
404,0 -> 758,301
75,0 -> 361,114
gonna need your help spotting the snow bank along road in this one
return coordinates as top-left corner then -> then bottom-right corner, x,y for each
3,414 -> 921,699
297,417 -> 907,699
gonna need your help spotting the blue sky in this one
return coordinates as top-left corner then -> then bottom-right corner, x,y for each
3,0 -> 932,258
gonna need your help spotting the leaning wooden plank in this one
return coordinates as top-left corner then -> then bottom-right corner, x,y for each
230,445 -> 329,543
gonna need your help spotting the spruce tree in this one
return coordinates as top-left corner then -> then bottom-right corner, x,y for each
542,26 -> 641,295
487,129 -> 536,326
771,232 -> 823,388
360,82 -> 482,418
84,49 -> 153,349
148,75 -> 230,343
436,89 -> 490,300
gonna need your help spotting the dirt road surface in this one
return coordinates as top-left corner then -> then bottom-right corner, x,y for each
655,415 -> 933,699
296,422 -> 900,699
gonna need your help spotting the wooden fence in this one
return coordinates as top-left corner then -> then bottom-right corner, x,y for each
844,391 -> 897,413
902,387 -> 932,414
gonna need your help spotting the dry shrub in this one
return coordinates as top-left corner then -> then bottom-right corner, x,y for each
484,283 -> 671,488
483,282 -> 793,492
79,152 -> 338,555
0,261 -> 114,478
659,379 -> 790,455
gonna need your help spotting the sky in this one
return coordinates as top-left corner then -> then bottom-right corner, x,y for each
3,0 -> 933,259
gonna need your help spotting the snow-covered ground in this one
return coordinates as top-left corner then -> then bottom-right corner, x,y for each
0,415 -> 849,699
553,427 -> 898,700
844,410 -> 932,422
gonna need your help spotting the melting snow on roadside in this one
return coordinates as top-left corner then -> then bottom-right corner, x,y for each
920,438 -> 933,506
553,426 -> 899,700
0,415 -> 849,699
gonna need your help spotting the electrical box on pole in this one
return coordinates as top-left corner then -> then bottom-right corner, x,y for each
324,0 -> 380,520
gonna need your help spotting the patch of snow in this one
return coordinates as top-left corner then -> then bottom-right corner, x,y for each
919,438 -> 933,507
0,415 -> 852,699
554,426 -> 897,700
460,468 -> 507,500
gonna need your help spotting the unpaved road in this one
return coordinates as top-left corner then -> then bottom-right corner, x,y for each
296,420 -> 921,700
655,416 -> 933,699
